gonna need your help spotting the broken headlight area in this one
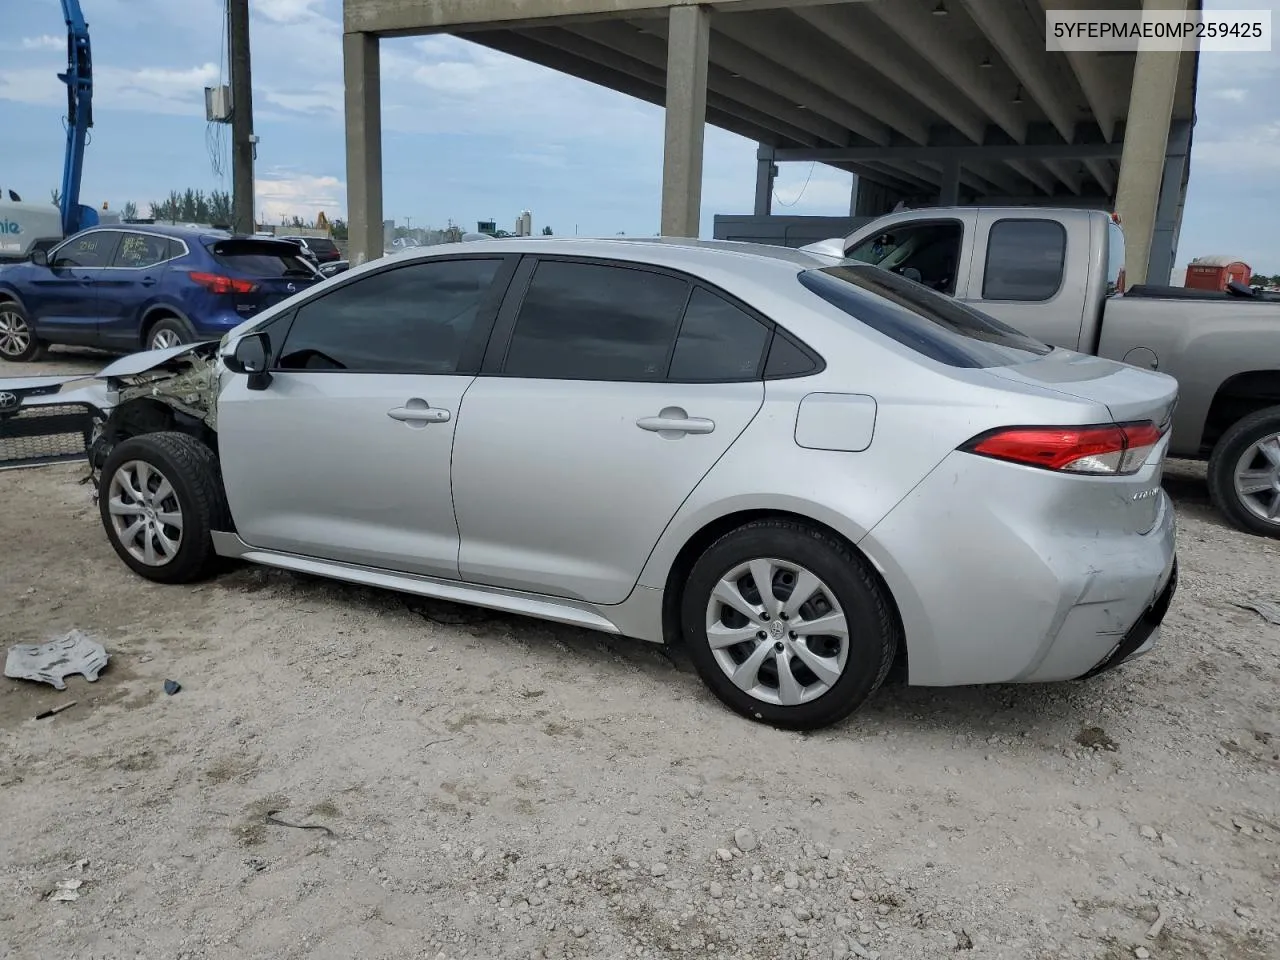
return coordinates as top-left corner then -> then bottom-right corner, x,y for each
85,343 -> 222,488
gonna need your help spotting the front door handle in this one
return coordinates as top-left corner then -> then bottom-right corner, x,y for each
388,400 -> 450,425
140,277 -> 157,287
637,408 -> 715,436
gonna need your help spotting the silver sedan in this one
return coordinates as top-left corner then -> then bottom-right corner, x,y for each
75,237 -> 1179,729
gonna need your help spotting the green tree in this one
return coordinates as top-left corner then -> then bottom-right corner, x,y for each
1250,274 -> 1267,286
50,188 -> 61,207
542,225 -> 553,235
330,218 -> 348,242
121,200 -> 138,220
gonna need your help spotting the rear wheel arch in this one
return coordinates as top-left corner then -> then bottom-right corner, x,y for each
1200,370 -> 1280,455
660,508 -> 907,670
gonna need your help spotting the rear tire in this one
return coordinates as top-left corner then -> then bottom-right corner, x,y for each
680,519 -> 899,730
98,432 -> 230,583
0,301 -> 43,362
1208,405 -> 1280,539
145,316 -> 194,352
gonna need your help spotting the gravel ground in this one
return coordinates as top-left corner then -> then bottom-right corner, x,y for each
0,358 -> 1277,959
0,345 -> 112,380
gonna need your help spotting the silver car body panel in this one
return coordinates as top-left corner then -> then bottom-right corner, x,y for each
122,236 -> 1174,687
217,371 -> 473,580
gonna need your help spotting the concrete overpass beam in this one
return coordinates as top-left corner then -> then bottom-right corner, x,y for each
1114,0 -> 1186,286
343,31 -> 383,266
661,3 -> 710,237
1147,120 -> 1191,285
755,145 -> 776,217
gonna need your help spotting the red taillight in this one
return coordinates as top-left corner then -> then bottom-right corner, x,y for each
963,421 -> 1163,476
189,271 -> 258,295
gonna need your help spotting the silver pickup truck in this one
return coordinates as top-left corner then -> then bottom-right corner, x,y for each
803,207 -> 1280,539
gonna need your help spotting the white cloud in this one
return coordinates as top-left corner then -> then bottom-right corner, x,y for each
22,35 -> 63,51
1212,88 -> 1248,102
1194,123 -> 1280,171
0,61 -> 221,115
256,172 -> 344,223
252,0 -> 324,24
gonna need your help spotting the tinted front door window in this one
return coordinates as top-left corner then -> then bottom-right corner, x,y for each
277,258 -> 502,374
502,261 -> 689,381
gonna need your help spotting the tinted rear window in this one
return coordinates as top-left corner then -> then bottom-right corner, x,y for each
207,239 -> 315,278
798,264 -> 1052,369
307,238 -> 339,255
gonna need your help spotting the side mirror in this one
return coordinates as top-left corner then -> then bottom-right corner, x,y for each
224,331 -> 273,390
30,249 -> 49,267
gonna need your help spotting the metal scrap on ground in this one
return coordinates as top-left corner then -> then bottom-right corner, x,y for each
1237,600 -> 1280,625
4,630 -> 109,690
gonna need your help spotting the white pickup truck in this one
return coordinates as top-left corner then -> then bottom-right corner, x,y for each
804,207 -> 1280,538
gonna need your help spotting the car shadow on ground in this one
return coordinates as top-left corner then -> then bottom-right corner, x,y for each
220,561 -> 1133,747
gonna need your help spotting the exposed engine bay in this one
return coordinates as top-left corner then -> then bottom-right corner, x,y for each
83,341 -> 223,483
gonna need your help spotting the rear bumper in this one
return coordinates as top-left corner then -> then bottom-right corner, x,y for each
858,452 -> 1178,687
1078,558 -> 1177,678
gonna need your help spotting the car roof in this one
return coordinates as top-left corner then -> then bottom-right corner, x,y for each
404,236 -> 842,273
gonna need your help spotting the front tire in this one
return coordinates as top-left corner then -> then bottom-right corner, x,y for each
1208,405 -> 1280,538
0,301 -> 44,362
680,519 -> 899,730
98,432 -> 230,583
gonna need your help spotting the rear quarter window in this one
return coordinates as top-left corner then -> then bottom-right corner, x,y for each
798,264 -> 1053,369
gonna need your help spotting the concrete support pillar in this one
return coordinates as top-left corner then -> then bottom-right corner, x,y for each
848,174 -> 859,216
661,4 -> 710,237
1114,0 -> 1186,286
343,31 -> 383,266
1147,120 -> 1190,285
754,144 -> 776,217
940,156 -> 961,206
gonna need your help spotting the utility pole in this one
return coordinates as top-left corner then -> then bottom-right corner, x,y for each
228,0 -> 255,235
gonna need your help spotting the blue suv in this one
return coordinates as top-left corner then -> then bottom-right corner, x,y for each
0,224 -> 322,362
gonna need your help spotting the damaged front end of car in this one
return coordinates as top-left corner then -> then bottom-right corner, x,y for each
0,341 -> 223,478
85,342 -> 223,485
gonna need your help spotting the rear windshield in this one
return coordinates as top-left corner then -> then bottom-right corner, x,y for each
306,237 -> 339,255
206,239 -> 316,278
798,264 -> 1053,368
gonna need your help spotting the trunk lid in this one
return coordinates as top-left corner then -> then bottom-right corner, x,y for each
987,348 -> 1177,428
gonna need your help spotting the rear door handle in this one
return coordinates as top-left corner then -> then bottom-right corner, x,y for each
140,277 -> 156,287
388,402 -> 450,424
637,409 -> 715,436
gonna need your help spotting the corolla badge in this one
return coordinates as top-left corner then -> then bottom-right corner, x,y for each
0,391 -> 19,412
1132,488 -> 1159,501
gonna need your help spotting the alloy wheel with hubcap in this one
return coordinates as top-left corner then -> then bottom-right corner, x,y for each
682,519 -> 899,730
706,558 -> 849,707
98,431 -> 229,583
0,306 -> 37,361
107,460 -> 185,566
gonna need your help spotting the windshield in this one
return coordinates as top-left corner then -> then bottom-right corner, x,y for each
798,264 -> 1053,369
206,239 -> 316,278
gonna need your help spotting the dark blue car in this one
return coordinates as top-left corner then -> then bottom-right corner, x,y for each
0,224 -> 321,362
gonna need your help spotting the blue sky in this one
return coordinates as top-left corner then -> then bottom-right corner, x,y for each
2,0 -> 1279,275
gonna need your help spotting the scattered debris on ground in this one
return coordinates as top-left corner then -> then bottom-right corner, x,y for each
5,630 -> 108,690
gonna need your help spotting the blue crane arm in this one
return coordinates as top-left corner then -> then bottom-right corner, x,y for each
57,0 -> 94,237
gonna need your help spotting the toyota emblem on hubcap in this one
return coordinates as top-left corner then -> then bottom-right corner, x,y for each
0,391 -> 19,412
